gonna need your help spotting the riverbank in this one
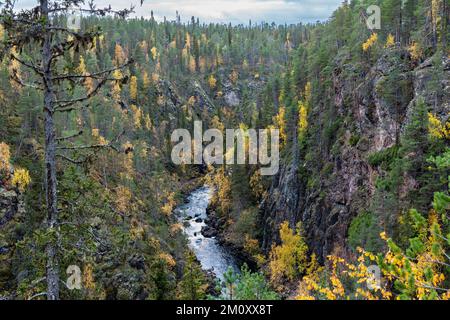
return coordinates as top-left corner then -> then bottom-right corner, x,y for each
175,186 -> 240,289
202,205 -> 258,272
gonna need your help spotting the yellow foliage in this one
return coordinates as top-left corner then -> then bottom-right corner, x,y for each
428,113 -> 450,140
170,223 -> 183,235
159,252 -> 176,269
83,263 -> 96,291
84,76 -> 95,93
120,141 -> 134,180
139,40 -> 148,52
0,142 -> 11,174
199,57 -> 206,73
408,42 -> 423,61
298,252 -> 389,300
304,82 -> 312,102
298,101 -> 308,140
130,105 -> 143,129
185,32 -> 191,49
278,89 -> 285,105
187,96 -> 196,107
112,69 -> 123,101
130,75 -> 138,101
161,192 -> 176,217
230,70 -> 239,85
269,221 -> 308,284
249,170 -> 265,200
91,128 -> 108,146
152,72 -> 160,83
362,33 -> 378,52
115,185 -> 132,213
188,55 -> 196,73
242,235 -> 266,272
114,43 -> 126,66
431,0 -> 441,26
273,107 -> 287,147
207,168 -> 232,217
142,71 -> 150,88
157,95 -> 165,106
130,217 -> 145,240
298,82 -> 311,141
254,254 -> 267,268
299,208 -> 450,300
385,34 -> 395,48
76,56 -> 87,75
145,114 -> 152,131
150,46 -> 158,60
208,74 -> 217,89
11,168 -> 31,192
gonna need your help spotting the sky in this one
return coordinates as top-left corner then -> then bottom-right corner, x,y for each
14,0 -> 344,25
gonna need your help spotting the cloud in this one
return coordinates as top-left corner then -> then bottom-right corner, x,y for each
13,0 -> 343,24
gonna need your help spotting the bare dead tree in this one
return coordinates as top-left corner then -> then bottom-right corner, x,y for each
0,0 -> 136,300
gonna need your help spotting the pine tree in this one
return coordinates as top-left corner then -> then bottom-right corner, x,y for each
0,0 -> 134,299
177,251 -> 207,300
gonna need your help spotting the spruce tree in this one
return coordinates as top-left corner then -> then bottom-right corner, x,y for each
0,0 -> 134,299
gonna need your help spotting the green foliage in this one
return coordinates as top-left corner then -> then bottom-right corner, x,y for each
230,207 -> 258,244
177,251 -> 207,300
348,211 -> 384,252
1,0 -> 449,300
223,266 -> 239,300
235,265 -> 278,300
367,145 -> 399,168
218,265 -> 278,300
349,134 -> 360,147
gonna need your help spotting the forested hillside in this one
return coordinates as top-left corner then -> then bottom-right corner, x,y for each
0,0 -> 449,300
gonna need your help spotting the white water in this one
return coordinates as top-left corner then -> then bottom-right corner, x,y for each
175,186 -> 239,283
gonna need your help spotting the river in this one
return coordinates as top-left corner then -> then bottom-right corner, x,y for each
175,186 -> 240,283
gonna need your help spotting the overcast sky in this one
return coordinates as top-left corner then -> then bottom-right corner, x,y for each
14,0 -> 343,25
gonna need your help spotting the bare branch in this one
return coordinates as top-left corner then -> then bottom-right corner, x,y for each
52,60 -> 132,82
10,54 -> 43,75
10,71 -> 44,90
56,130 -> 84,141
28,292 -> 48,300
56,154 -> 86,165
56,130 -> 124,153
54,60 -> 133,111
54,77 -> 108,111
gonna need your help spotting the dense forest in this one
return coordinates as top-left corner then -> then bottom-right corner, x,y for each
0,0 -> 449,300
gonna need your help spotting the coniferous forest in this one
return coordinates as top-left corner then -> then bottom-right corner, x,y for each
0,0 -> 449,302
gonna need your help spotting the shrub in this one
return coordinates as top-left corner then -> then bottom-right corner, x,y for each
11,168 -> 31,192
367,145 -> 399,168
348,211 -> 383,252
0,142 -> 11,177
269,221 -> 308,283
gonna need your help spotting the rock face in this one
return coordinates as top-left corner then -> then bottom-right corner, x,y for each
193,80 -> 216,112
260,51 -> 449,262
0,185 -> 25,298
224,91 -> 240,107
0,188 -> 21,227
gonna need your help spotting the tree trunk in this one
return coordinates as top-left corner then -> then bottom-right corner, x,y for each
443,0 -> 448,50
41,0 -> 60,300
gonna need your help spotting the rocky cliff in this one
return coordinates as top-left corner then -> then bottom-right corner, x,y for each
260,50 -> 449,262
0,180 -> 26,298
